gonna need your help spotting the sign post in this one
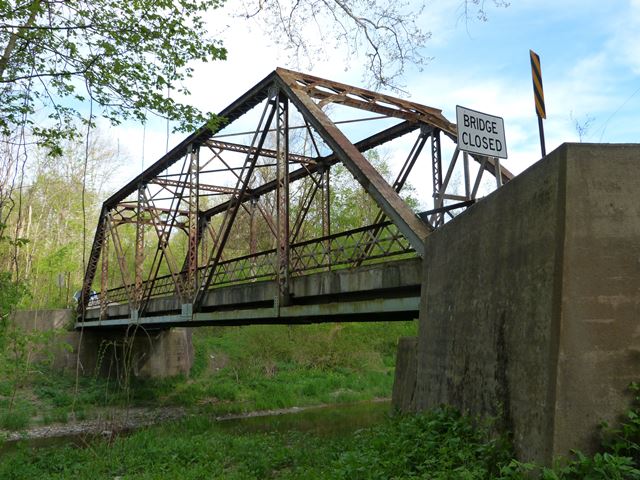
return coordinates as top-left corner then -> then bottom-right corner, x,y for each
530,49 -> 547,157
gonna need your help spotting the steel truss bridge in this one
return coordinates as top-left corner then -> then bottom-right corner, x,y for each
77,68 -> 513,329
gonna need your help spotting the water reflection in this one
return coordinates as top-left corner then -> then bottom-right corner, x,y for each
216,400 -> 391,437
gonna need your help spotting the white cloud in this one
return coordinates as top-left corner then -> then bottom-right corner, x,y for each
108,0 -> 640,192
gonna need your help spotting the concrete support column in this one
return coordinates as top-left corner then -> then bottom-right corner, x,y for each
10,309 -> 193,379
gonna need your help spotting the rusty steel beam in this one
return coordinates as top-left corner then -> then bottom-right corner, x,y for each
276,67 -> 456,135
137,148 -> 196,314
200,120 -> 420,221
80,68 -> 517,320
186,145 -> 199,301
134,185 -> 145,308
291,174 -> 321,243
79,71 -> 281,307
99,220 -> 109,320
354,129 -> 431,266
276,70 -> 513,184
140,190 -> 185,301
150,178 -> 241,196
205,139 -> 316,165
275,73 -> 431,256
79,204 -> 108,316
107,214 -> 134,305
275,92 -> 291,307
431,130 -> 444,228
195,93 -> 279,309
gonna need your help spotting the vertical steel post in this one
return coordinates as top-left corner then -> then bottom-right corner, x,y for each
530,50 -> 547,158
100,221 -> 109,320
250,196 -> 258,279
319,164 -> 331,268
250,197 -> 258,257
187,145 -> 199,302
134,184 -> 145,310
463,152 -> 471,200
276,91 -> 290,308
494,157 -> 503,188
431,129 -> 443,227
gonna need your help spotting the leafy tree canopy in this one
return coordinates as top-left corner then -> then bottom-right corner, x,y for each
0,0 -> 227,155
0,0 -> 509,156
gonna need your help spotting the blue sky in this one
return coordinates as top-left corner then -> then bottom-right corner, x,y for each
403,0 -> 640,172
109,0 -> 640,183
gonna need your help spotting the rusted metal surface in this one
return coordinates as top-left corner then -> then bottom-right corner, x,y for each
277,72 -> 431,256
78,68 -> 513,325
275,91 -> 291,307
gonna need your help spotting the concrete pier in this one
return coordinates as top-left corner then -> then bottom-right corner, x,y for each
10,309 -> 193,378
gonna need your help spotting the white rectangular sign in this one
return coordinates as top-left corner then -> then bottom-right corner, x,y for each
456,105 -> 507,159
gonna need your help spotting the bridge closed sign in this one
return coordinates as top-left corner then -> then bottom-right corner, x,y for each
456,105 -> 507,159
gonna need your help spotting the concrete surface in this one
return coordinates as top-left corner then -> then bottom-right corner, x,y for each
73,327 -> 194,378
393,143 -> 640,465
86,258 -> 422,323
11,309 -> 74,331
11,309 -> 193,378
392,337 -> 417,412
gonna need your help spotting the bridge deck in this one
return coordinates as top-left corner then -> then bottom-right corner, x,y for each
79,258 -> 422,329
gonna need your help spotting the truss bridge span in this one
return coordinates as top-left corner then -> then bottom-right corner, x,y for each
77,68 -> 511,329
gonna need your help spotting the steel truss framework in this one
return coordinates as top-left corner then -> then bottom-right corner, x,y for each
78,68 -> 513,323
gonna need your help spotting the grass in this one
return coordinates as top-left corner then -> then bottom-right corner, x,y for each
0,321 -> 418,429
119,322 -> 415,415
1,322 -> 640,478
0,405 -> 31,431
0,408 -> 513,479
2,403 -> 638,479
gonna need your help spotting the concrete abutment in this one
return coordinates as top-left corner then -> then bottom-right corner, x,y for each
10,309 -> 193,378
392,143 -> 640,465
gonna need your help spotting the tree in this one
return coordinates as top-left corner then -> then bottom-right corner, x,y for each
0,0 -> 227,156
0,0 -> 509,157
236,0 -> 509,90
0,131 -> 120,307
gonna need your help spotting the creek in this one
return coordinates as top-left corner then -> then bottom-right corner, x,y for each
1,400 -> 391,454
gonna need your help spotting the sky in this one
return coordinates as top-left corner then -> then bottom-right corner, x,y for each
107,0 -> 640,190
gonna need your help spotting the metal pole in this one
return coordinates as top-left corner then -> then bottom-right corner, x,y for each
538,116 -> 546,157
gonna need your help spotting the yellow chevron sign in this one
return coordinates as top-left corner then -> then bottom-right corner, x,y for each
530,50 -> 546,119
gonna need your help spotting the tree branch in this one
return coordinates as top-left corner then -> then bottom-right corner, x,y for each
0,0 -> 41,81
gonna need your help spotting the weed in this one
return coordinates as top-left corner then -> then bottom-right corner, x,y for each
0,404 -> 31,431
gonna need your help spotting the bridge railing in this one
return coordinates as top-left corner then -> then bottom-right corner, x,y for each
95,220 -> 415,308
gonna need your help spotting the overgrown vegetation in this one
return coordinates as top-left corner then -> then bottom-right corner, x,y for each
2,395 -> 640,479
0,321 -> 417,430
0,408 -> 512,479
1,320 -> 640,478
498,383 -> 640,479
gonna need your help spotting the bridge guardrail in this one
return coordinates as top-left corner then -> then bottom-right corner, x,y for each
92,221 -> 415,308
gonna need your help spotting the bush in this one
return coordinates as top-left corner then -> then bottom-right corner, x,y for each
334,408 -> 512,479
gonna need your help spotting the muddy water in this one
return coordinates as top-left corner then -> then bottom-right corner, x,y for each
1,400 -> 392,453
216,399 -> 391,437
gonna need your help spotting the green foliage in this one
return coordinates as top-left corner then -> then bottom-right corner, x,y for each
3,133 -> 120,310
602,382 -> 640,462
0,409 -> 513,479
116,322 -> 415,413
0,0 -> 227,154
499,382 -> 640,479
333,408 -> 512,479
0,400 -> 31,431
0,271 -> 28,319
0,320 -> 415,435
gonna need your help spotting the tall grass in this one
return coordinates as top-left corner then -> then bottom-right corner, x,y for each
152,322 -> 416,413
0,321 -> 418,428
